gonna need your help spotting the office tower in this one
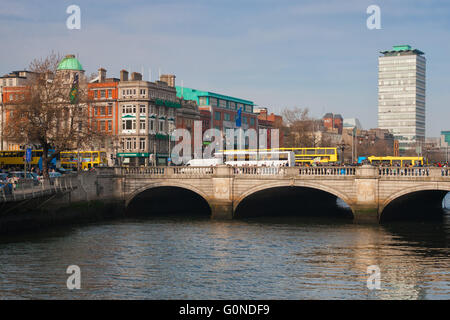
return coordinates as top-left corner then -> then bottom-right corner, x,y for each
378,45 -> 426,152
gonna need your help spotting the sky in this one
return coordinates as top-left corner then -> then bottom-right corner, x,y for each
0,0 -> 449,136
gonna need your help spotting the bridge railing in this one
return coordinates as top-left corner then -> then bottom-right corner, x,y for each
171,167 -> 216,175
116,166 -> 216,176
231,166 -> 356,176
0,175 -> 76,203
119,167 -> 166,175
297,167 -> 356,176
378,167 -> 450,177
113,165 -> 450,178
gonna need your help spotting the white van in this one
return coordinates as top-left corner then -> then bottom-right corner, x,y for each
186,158 -> 223,166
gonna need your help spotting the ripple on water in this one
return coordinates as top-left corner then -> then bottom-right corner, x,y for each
0,215 -> 448,299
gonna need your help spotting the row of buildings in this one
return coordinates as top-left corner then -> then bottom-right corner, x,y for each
0,55 -> 282,166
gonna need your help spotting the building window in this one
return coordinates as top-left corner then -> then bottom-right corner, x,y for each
219,99 -> 227,108
140,119 -> 146,130
199,97 -> 207,105
149,119 -> 155,131
250,117 -> 255,126
122,119 -> 135,130
126,138 -> 132,150
140,105 -> 146,114
139,138 -> 146,150
100,106 -> 106,115
108,120 -> 112,131
214,111 -> 221,121
101,90 -> 105,98
224,113 -> 231,121
210,98 -> 218,107
108,89 -> 112,98
243,117 -> 248,124
108,104 -> 113,115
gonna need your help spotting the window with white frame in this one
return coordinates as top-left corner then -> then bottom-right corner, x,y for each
139,138 -> 146,150
149,119 -> 155,131
122,119 -> 136,130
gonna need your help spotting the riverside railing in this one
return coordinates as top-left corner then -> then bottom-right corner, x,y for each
0,176 -> 76,203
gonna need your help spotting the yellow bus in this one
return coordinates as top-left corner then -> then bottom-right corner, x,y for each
220,147 -> 338,165
60,151 -> 108,170
0,150 -> 43,167
276,147 -> 338,164
367,156 -> 424,167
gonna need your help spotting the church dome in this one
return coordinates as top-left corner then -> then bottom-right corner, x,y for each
57,54 -> 83,71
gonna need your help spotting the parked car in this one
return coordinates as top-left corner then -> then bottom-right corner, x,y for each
57,167 -> 74,175
0,182 -> 13,195
7,171 -> 40,186
0,173 -> 8,183
38,171 -> 63,181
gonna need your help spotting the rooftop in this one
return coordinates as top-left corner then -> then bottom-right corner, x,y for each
176,86 -> 253,105
57,54 -> 84,71
380,45 -> 424,56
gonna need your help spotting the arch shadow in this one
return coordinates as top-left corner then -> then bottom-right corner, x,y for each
380,187 -> 450,223
233,182 -> 353,220
126,182 -> 212,217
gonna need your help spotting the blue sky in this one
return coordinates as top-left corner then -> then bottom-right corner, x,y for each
1,0 -> 449,136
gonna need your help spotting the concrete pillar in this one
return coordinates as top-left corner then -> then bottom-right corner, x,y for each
352,165 -> 380,223
210,166 -> 233,219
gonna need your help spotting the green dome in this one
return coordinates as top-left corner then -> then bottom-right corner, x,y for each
57,54 -> 83,71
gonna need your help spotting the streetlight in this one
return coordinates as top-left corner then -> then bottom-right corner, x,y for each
337,142 -> 346,165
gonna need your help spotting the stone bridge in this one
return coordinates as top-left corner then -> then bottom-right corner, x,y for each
93,165 -> 450,223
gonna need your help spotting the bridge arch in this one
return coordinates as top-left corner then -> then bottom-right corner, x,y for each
125,181 -> 213,215
380,185 -> 450,222
233,180 -> 354,218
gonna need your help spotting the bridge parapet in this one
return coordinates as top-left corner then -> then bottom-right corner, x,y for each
378,167 -> 450,178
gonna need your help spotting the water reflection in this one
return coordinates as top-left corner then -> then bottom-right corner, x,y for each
0,215 -> 448,299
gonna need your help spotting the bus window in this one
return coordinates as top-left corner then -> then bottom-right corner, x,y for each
402,160 -> 412,167
392,160 -> 401,166
317,149 -> 325,155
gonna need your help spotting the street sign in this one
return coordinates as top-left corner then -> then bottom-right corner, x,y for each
26,148 -> 32,163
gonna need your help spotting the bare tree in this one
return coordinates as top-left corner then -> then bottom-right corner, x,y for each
3,53 -> 100,178
281,107 -> 327,147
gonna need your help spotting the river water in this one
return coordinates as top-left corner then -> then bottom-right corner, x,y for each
0,198 -> 449,300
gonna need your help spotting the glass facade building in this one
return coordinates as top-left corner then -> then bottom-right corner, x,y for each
378,45 -> 426,152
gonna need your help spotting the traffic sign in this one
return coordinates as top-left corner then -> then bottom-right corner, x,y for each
26,148 -> 32,163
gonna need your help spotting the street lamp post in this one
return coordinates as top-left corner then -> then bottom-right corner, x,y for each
337,142 -> 346,165
0,86 -> 3,151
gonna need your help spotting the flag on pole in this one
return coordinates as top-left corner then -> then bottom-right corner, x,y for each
69,73 -> 79,104
235,107 -> 242,127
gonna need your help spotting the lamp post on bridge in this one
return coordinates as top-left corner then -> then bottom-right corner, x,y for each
337,142 -> 347,165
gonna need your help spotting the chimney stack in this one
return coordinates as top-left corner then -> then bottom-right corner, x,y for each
160,74 -> 176,87
120,69 -> 128,81
130,72 -> 142,81
98,68 -> 106,83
